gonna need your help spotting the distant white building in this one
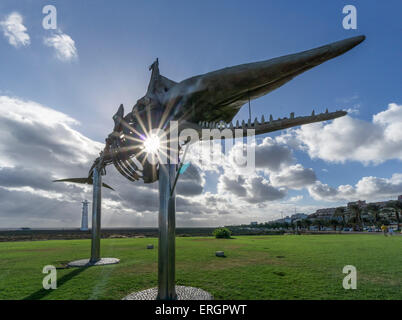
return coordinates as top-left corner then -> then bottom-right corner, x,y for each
309,208 -> 337,221
81,200 -> 89,231
291,213 -> 308,221
274,216 -> 292,224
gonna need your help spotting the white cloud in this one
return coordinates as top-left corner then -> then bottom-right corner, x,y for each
211,137 -> 312,206
289,195 -> 303,202
187,137 -> 294,177
2,95 -> 399,227
308,173 -> 402,202
217,174 -> 286,203
0,95 -> 240,227
278,103 -> 402,165
253,137 -> 294,172
225,137 -> 293,175
0,95 -> 143,227
44,32 -> 78,62
345,106 -> 360,115
176,164 -> 205,196
244,176 -> 287,202
270,164 -> 316,189
217,175 -> 248,197
186,140 -> 223,173
0,12 -> 30,47
0,96 -> 100,168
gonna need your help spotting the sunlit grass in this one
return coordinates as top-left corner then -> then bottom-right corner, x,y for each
0,235 -> 401,300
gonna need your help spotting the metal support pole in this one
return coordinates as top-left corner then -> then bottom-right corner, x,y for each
157,163 -> 177,300
90,167 -> 102,263
81,200 -> 89,231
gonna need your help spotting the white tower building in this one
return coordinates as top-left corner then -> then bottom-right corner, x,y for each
81,200 -> 89,231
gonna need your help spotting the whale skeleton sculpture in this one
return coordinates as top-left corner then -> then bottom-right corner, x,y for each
55,35 -> 365,299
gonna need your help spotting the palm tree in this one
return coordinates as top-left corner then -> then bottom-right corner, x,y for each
315,219 -> 324,231
334,207 -> 346,227
303,219 -> 312,231
329,219 -> 339,231
348,204 -> 362,231
366,203 -> 381,227
348,216 -> 357,230
386,201 -> 402,231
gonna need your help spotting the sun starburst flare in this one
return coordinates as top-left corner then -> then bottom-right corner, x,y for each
143,134 -> 161,154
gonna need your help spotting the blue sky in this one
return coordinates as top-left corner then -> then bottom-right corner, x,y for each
0,1 -> 401,227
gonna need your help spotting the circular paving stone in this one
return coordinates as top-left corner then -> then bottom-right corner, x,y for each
67,257 -> 120,267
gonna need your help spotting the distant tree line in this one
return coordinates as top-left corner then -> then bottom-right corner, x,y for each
237,201 -> 402,232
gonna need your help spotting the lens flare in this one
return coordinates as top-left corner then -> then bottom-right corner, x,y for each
143,134 -> 160,154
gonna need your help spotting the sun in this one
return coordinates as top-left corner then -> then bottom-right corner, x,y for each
143,134 -> 161,154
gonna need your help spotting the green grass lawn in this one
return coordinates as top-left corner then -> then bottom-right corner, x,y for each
0,234 -> 401,300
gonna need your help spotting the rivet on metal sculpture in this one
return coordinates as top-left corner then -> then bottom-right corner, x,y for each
54,35 -> 365,298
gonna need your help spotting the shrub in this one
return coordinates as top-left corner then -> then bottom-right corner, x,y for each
213,227 -> 232,239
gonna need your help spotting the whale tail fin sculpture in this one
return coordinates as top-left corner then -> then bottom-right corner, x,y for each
53,177 -> 115,191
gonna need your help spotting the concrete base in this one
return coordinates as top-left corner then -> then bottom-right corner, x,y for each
123,285 -> 213,300
67,258 -> 120,267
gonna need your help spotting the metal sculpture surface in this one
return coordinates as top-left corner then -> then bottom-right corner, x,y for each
81,200 -> 89,231
55,35 -> 365,299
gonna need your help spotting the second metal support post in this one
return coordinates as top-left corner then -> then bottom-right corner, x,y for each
90,166 -> 102,263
